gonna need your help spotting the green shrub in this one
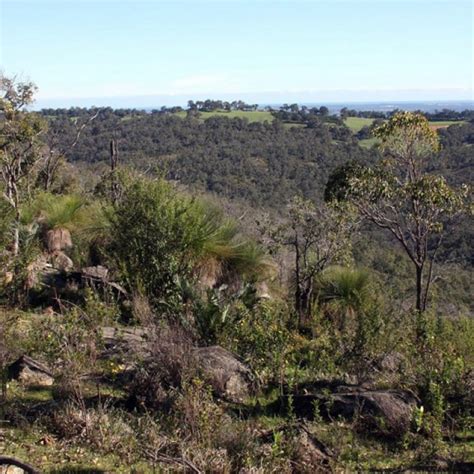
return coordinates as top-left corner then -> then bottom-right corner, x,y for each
108,176 -> 270,319
218,299 -> 292,384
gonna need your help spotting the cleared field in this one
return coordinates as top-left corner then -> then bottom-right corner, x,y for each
346,117 -> 464,137
359,137 -> 379,148
175,110 -> 274,123
344,117 -> 375,132
428,120 -> 465,129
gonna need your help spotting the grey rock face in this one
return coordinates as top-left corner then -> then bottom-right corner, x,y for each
193,346 -> 253,403
8,355 -> 54,387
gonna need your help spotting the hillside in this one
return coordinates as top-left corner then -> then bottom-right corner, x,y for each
1,87 -> 473,471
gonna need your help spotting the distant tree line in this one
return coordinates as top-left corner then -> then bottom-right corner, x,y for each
340,107 -> 474,121
187,99 -> 259,112
270,104 -> 343,127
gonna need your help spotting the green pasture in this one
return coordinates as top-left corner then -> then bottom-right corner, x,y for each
175,109 -> 274,123
344,117 -> 375,132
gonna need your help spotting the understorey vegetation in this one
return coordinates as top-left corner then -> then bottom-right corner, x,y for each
0,75 -> 473,472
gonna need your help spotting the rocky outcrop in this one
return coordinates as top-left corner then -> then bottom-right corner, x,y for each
258,423 -> 333,473
100,326 -> 149,359
99,328 -> 253,403
7,355 -> 54,387
193,346 -> 253,403
292,427 -> 333,473
81,266 -> 127,296
276,383 -> 418,438
82,265 -> 109,280
26,255 -> 55,289
50,250 -> 74,272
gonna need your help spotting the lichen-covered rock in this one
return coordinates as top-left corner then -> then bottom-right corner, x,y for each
26,255 -> 54,289
258,423 -> 333,473
193,346 -> 253,403
50,250 -> 73,271
277,385 -> 418,438
82,265 -> 109,280
293,427 -> 332,473
8,355 -> 54,387
100,326 -> 149,358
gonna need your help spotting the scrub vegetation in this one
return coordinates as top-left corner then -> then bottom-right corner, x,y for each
0,75 -> 473,473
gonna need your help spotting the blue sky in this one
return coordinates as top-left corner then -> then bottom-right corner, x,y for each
1,0 -> 472,107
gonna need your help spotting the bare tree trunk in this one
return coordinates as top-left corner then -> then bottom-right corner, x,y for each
415,264 -> 424,312
110,138 -> 119,204
12,200 -> 21,257
12,225 -> 19,257
294,235 -> 305,328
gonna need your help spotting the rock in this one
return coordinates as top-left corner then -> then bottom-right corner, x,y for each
193,346 -> 253,403
0,467 -> 25,474
50,251 -> 73,271
8,356 -> 54,387
277,385 -> 418,438
100,331 -> 252,403
82,265 -> 109,281
100,326 -> 149,359
377,351 -> 405,373
80,267 -> 127,297
3,272 -> 13,285
258,423 -> 332,473
293,427 -> 332,473
256,281 -> 271,299
359,352 -> 406,388
26,255 -> 53,289
0,455 -> 41,473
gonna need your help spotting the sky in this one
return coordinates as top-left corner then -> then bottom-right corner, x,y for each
1,0 -> 473,108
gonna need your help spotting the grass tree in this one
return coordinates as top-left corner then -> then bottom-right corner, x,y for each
108,176 -> 272,316
21,192 -> 108,263
317,266 -> 371,325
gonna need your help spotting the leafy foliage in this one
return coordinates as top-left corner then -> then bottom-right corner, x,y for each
108,176 -> 270,316
345,112 -> 471,311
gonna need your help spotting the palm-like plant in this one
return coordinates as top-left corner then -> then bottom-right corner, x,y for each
22,192 -> 108,253
316,266 -> 372,329
193,203 -> 275,289
108,177 -> 274,310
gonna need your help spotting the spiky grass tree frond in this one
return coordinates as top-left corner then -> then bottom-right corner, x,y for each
22,192 -> 110,234
74,200 -> 112,242
22,193 -> 85,231
108,176 -> 274,308
194,205 -> 275,285
225,239 -> 276,281
21,192 -> 111,256
317,266 -> 372,320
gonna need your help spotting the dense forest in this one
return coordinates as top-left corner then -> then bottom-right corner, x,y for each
39,106 -> 473,205
40,104 -> 474,310
0,76 -> 473,472
40,107 -> 367,205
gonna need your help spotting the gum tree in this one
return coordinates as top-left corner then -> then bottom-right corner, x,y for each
263,197 -> 355,328
346,112 -> 470,312
0,74 -> 45,256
